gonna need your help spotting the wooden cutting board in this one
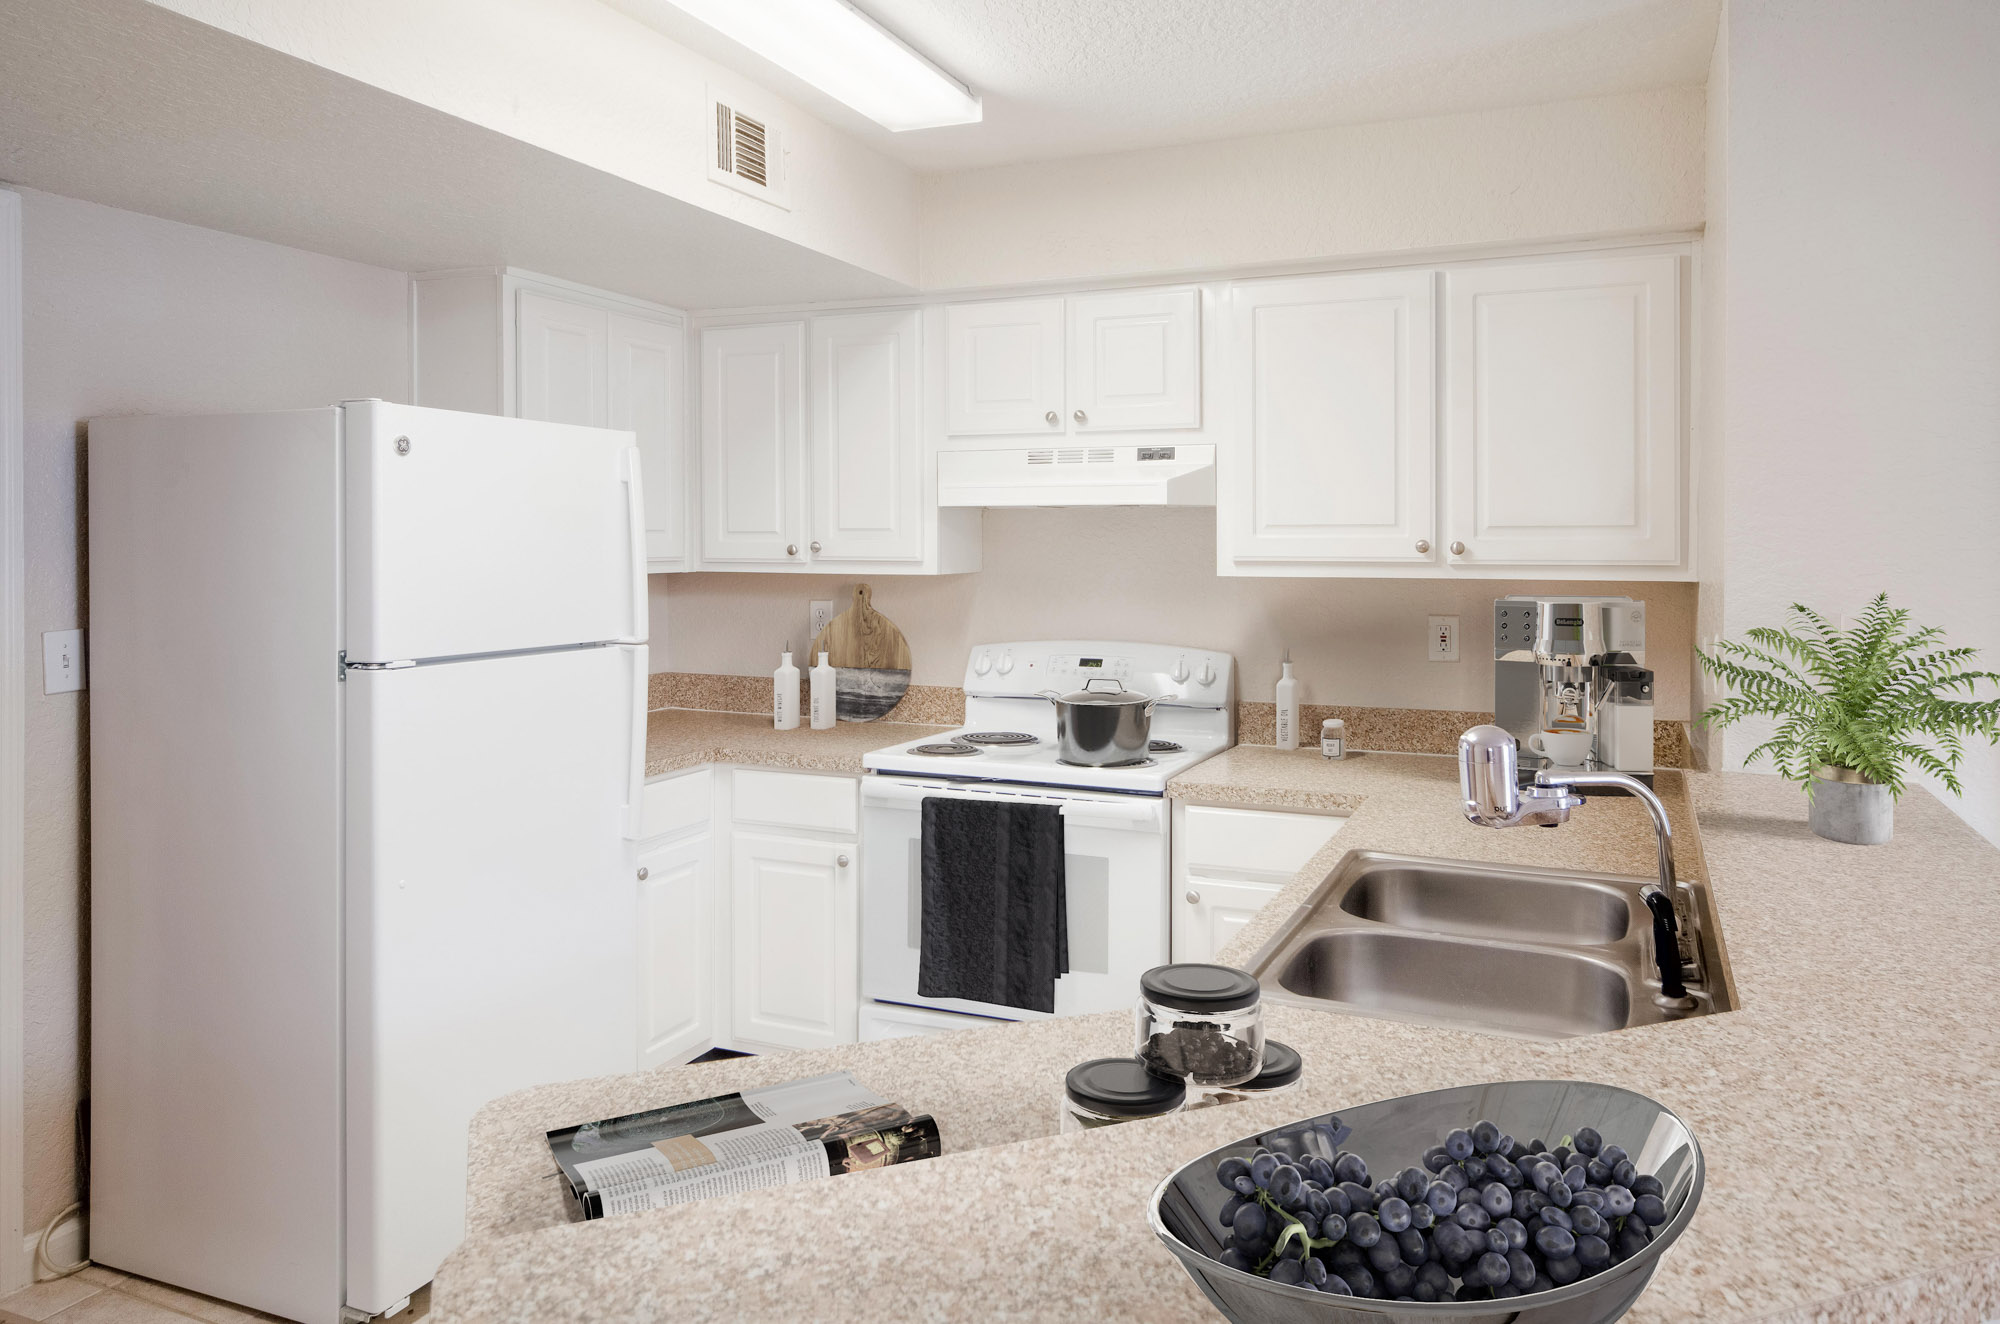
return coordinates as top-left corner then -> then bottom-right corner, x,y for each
808,583 -> 912,722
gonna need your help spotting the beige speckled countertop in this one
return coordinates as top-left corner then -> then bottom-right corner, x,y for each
432,752 -> 2000,1324
643,706 -> 954,778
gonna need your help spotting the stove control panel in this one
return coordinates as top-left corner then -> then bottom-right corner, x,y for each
964,641 -> 1234,708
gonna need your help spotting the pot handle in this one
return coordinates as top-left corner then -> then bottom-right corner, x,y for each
1035,688 -> 1064,701
1142,693 -> 1182,714
1083,677 -> 1126,694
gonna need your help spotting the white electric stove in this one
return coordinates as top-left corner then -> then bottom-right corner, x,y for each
858,642 -> 1235,1036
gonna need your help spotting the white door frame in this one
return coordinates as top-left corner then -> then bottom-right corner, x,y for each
0,186 -> 29,1291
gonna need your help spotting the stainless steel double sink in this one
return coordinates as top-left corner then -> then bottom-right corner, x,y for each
1243,851 -> 1731,1040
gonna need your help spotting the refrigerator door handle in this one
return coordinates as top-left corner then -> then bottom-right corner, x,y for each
620,447 -> 646,643
623,644 -> 648,840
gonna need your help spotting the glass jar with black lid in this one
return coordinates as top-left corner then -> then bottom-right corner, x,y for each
1135,963 -> 1265,1088
1060,1057 -> 1188,1132
1192,1038 -> 1303,1107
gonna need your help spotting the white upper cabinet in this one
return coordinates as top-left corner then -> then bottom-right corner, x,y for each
412,269 -> 690,572
608,314 -> 686,567
516,291 -> 607,428
700,321 -> 804,565
1067,288 -> 1201,431
809,310 -> 922,563
1221,271 -> 1437,565
1443,254 -> 1682,567
944,298 -> 1065,435
944,288 -> 1202,437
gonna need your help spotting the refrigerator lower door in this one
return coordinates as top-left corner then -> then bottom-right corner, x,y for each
343,400 -> 646,663
344,644 -> 644,1314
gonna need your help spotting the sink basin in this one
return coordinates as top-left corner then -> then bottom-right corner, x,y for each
1273,930 -> 1632,1039
1337,860 -> 1632,945
1246,850 -> 1729,1040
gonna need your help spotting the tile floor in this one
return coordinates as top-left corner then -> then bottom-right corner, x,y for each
0,1269 -> 430,1324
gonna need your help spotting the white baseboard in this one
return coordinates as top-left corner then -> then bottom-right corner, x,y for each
22,1210 -> 85,1277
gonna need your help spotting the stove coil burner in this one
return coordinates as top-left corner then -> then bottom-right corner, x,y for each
1148,740 -> 1185,753
1057,756 -> 1157,769
958,731 -> 1040,747
910,742 -> 981,757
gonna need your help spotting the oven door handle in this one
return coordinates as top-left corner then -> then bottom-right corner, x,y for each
860,778 -> 1166,830
1058,800 -> 1165,829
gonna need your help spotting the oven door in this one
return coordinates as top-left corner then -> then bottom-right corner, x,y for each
859,776 -> 1169,1021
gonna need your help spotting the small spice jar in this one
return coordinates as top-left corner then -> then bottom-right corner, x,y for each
1135,963 -> 1265,1088
1060,1057 -> 1188,1133
1199,1038 -> 1303,1107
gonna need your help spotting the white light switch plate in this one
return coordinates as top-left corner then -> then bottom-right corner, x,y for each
809,600 -> 836,646
44,628 -> 86,693
1427,616 -> 1459,663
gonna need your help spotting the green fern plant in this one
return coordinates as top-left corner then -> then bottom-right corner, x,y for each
1697,594 -> 2000,798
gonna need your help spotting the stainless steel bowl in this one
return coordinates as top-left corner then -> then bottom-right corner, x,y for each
1149,1079 -> 1703,1324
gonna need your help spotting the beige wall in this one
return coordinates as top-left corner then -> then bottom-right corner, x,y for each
919,86 -> 1705,290
19,189 -> 409,1236
651,507 -> 1695,722
1710,0 -> 2000,845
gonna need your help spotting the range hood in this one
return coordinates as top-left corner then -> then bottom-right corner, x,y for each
937,444 -> 1215,508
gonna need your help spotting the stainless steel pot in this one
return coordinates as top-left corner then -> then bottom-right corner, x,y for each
1038,678 -> 1172,766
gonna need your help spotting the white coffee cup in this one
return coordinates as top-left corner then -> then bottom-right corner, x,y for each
1529,729 -> 1592,766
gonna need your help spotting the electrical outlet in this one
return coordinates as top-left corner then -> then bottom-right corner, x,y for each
809,600 -> 836,647
44,629 -> 86,693
1427,616 -> 1459,663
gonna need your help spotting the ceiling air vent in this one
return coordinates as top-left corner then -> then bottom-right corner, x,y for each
707,91 -> 790,209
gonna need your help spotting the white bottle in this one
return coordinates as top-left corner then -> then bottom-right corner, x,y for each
809,650 -> 836,730
1275,654 -> 1300,751
773,650 -> 800,730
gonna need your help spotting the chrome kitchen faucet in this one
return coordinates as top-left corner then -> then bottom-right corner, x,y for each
1458,724 -> 1697,1006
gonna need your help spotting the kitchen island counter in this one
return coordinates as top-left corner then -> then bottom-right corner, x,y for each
643,706 -> 954,778
432,764 -> 2000,1324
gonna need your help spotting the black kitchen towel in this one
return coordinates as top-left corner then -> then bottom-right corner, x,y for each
917,798 -> 1068,1014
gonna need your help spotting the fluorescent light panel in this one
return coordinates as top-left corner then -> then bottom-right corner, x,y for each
667,0 -> 980,132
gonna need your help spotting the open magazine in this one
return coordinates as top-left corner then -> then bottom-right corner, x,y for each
547,1072 -> 943,1220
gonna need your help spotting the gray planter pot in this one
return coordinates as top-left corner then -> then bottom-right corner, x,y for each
1809,766 -> 1894,844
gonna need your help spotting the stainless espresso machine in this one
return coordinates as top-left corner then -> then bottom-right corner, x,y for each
1493,595 -> 1654,783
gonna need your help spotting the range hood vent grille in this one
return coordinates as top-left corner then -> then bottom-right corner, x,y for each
938,444 -> 1215,508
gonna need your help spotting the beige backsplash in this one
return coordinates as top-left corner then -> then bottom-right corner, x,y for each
649,507 -> 1697,721
647,672 -> 1694,767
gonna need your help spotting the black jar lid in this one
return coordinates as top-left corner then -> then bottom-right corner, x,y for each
1140,963 -> 1260,1013
1235,1039 -> 1302,1090
1065,1057 -> 1188,1117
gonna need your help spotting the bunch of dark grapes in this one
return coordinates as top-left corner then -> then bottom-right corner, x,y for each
1210,1116 -> 1672,1301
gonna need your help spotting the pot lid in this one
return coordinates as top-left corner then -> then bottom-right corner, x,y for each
1051,678 -> 1152,706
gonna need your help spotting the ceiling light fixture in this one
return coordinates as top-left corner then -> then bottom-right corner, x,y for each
664,0 -> 980,132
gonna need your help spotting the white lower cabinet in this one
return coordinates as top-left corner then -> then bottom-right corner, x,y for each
637,831 -> 714,1067
1171,803 -> 1345,965
1173,878 -> 1286,965
730,830 -> 859,1051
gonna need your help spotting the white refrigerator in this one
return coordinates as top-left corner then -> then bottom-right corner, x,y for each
87,401 -> 649,1323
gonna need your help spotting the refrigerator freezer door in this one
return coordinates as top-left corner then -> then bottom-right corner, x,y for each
344,400 -> 646,662
344,645 -> 643,1314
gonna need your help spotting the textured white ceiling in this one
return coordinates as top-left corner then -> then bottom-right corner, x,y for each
608,0 -> 1722,171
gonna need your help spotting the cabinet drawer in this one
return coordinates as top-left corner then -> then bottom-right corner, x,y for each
732,768 -> 858,835
641,768 -> 711,840
1182,805 -> 1342,879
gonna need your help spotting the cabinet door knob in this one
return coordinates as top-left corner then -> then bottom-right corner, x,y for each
809,540 -> 822,554
1185,889 -> 1200,905
1450,541 -> 1466,556
636,866 -> 649,881
837,854 -> 850,868
1072,409 -> 1087,425
1415,539 -> 1430,554
786,544 -> 799,557
1044,410 -> 1059,425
